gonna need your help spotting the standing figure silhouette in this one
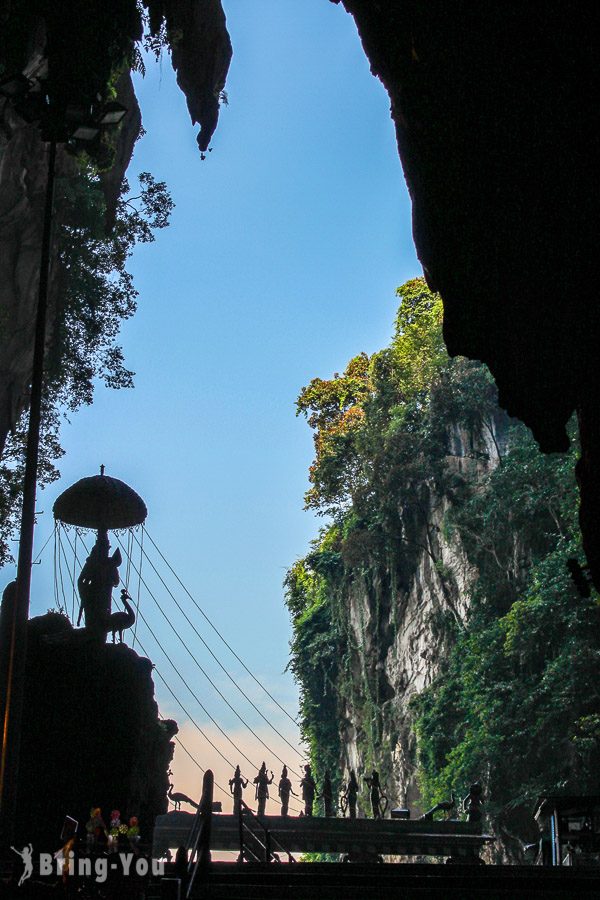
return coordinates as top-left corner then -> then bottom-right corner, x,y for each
254,762 -> 274,817
300,765 -> 317,817
278,765 -> 297,817
229,765 -> 249,816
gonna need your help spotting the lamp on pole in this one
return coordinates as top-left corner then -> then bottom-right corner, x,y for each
0,76 -> 126,844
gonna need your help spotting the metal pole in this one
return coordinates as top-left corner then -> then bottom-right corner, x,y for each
0,138 -> 57,845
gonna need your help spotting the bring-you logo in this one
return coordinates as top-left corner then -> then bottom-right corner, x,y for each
11,844 -> 165,885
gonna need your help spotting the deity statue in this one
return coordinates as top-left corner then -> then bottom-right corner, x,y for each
229,765 -> 248,816
253,762 -> 274,817
300,764 -> 317,817
341,770 -> 359,819
364,770 -> 386,819
278,765 -> 297,817
463,782 -> 484,825
77,530 -> 121,639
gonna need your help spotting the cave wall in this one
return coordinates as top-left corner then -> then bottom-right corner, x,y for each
4,4 -> 598,582
0,32 -> 141,458
3,4 -> 599,581
334,0 -> 595,451
333,0 -> 600,589
0,1 -> 231,457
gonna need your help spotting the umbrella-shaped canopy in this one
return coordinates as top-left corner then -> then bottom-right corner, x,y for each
53,470 -> 147,531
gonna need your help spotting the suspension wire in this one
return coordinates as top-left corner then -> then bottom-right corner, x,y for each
57,527 -> 78,622
33,524 -> 57,565
72,527 -> 86,568
56,527 -> 69,618
61,529 -> 301,814
135,636 -> 242,771
53,526 -> 60,611
59,525 -> 85,623
124,530 -> 132,590
115,533 -> 303,777
165,724 -> 293,814
157,713 -> 233,803
132,525 -> 143,650
136,604 -> 260,773
143,528 -> 300,728
53,532 -> 240,787
173,734 -> 206,775
129,533 -> 303,761
71,528 -> 78,623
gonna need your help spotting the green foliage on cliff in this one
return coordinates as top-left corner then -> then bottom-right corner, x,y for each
287,277 -> 599,837
285,534 -> 342,787
412,421 -> 600,824
287,278 -> 500,803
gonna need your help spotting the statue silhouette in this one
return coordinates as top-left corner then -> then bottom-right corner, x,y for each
77,530 -> 121,640
422,792 -> 456,821
278,765 -> 297,817
229,765 -> 248,816
108,588 -> 136,643
11,844 -> 34,886
463,782 -> 484,825
364,770 -> 386,819
168,783 -> 198,811
341,770 -> 359,819
300,764 -> 316,817
253,762 -> 274,817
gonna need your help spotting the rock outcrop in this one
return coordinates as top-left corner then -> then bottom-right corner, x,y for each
5,611 -> 176,848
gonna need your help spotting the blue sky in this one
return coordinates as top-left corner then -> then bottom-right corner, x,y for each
7,0 -> 420,805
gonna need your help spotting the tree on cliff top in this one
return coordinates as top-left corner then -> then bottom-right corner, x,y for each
296,278 -> 497,519
0,168 -> 173,564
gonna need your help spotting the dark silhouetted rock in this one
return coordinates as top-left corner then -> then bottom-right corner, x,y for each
8,611 -> 176,849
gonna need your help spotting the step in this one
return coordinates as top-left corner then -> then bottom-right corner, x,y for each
184,861 -> 600,900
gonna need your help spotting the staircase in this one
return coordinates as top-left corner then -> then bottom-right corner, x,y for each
151,772 -> 600,899
183,860 -> 600,899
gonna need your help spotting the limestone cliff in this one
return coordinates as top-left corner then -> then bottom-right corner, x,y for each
287,281 -> 590,858
337,418 -> 507,817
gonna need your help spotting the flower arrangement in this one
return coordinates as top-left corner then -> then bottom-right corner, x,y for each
109,810 -> 121,837
86,806 -> 139,845
86,808 -> 106,835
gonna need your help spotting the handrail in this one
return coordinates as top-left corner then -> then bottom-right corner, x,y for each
237,800 -> 296,864
186,797 -> 203,858
186,770 -> 214,898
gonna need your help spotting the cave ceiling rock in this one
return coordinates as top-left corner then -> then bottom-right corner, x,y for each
148,0 -> 233,152
0,0 -> 232,454
333,0 -> 600,587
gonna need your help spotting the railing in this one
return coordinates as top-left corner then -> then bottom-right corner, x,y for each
186,770 -> 214,898
238,800 -> 296,864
